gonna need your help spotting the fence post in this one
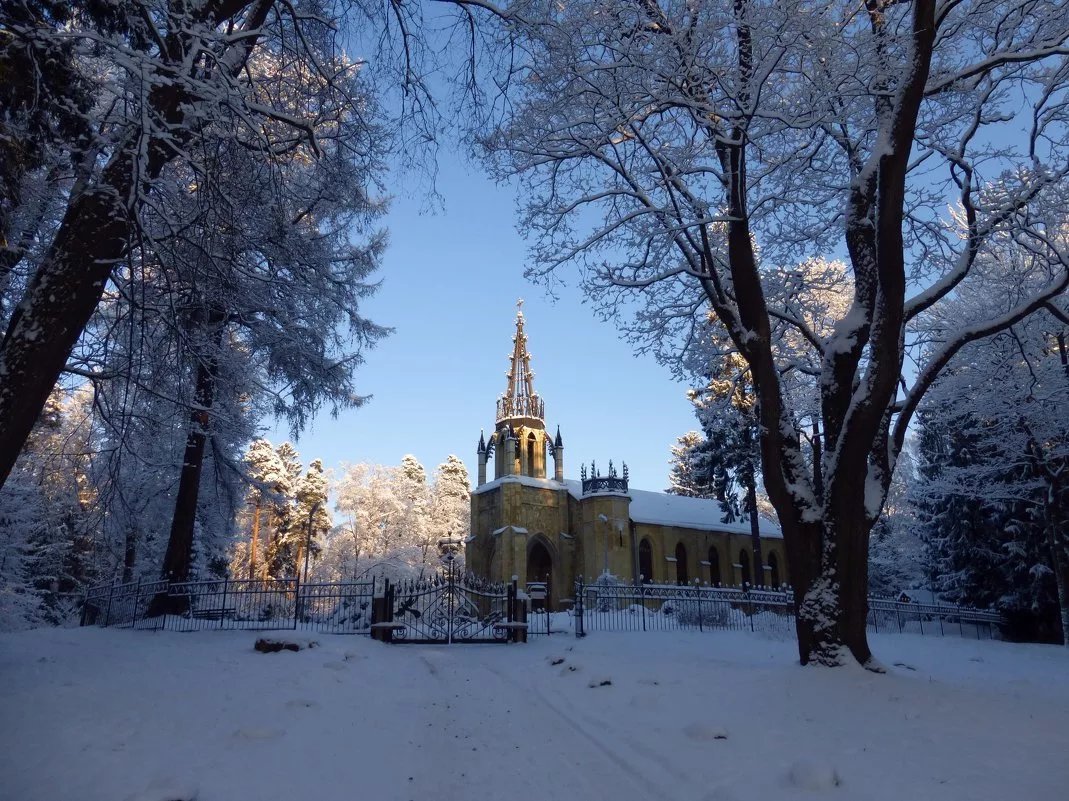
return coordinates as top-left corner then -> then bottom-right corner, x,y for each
641,585 -> 646,632
104,583 -> 116,628
697,586 -> 703,633
220,576 -> 229,631
131,578 -> 142,629
896,603 -> 902,633
574,578 -> 585,638
293,575 -> 300,630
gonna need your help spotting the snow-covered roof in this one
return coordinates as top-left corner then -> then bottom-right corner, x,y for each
474,474 -> 781,539
626,486 -> 782,539
472,474 -> 574,496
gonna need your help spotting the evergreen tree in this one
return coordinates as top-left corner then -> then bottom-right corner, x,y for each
0,387 -> 99,628
914,309 -> 1068,643
294,459 -> 332,582
265,442 -> 302,578
235,440 -> 288,580
399,455 -> 431,566
429,456 -> 472,563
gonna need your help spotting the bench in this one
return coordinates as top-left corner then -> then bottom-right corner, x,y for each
190,607 -> 236,621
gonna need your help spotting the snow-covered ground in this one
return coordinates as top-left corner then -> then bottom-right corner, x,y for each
1,628 -> 1066,801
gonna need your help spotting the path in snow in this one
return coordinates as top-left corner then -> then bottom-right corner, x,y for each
1,627 -> 1067,801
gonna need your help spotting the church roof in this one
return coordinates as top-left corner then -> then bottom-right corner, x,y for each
471,475 -> 782,538
625,486 -> 782,539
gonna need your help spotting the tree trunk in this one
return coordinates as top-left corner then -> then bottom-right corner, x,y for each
0,0 -> 274,494
788,510 -> 874,667
744,472 -> 763,586
122,527 -> 137,583
0,184 -> 134,490
249,502 -> 261,580
147,313 -> 224,615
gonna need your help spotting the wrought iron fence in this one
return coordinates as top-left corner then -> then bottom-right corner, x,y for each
573,580 -> 1002,640
81,577 -> 376,634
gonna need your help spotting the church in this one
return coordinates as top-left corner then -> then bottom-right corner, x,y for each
466,305 -> 789,609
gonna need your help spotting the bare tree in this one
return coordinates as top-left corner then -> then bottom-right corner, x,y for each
477,0 -> 1069,665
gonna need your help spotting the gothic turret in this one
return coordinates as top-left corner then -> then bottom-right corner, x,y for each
477,301 -> 552,483
552,425 -> 565,481
477,431 -> 487,485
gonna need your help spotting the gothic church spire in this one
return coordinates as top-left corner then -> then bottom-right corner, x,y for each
497,299 -> 545,424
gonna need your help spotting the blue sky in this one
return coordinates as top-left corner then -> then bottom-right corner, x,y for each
269,155 -> 697,492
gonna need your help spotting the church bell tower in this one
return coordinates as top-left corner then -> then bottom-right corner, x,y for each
477,301 -> 563,485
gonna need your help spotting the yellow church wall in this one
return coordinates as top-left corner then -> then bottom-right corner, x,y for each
578,493 -> 633,582
468,480 -> 580,608
632,523 -> 789,588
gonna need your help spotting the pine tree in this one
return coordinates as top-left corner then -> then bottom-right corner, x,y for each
429,456 -> 471,564
265,442 -> 302,578
0,387 -> 99,628
294,459 -> 332,582
236,440 -> 288,580
399,455 -> 431,566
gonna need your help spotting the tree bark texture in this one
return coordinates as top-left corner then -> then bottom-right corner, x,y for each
0,0 -> 274,493
694,0 -> 938,667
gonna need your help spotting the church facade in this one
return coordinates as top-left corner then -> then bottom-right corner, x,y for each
466,306 -> 789,609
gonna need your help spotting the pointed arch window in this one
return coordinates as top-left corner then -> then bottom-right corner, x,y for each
527,433 -> 536,476
739,549 -> 752,587
708,546 -> 721,585
768,551 -> 781,588
639,539 -> 653,583
675,542 -> 688,585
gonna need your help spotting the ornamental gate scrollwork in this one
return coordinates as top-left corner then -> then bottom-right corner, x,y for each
377,537 -> 525,644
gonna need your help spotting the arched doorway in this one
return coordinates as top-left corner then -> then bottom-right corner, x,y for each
708,546 -> 721,585
739,549 -> 752,587
675,542 -> 688,585
639,539 -> 653,583
527,539 -> 553,607
768,551 -> 780,588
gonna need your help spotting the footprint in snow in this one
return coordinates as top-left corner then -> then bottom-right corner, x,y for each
700,786 -> 742,801
284,699 -> 319,710
785,760 -> 842,790
549,657 -> 565,666
233,726 -> 284,741
683,722 -> 728,741
587,678 -> 612,688
123,777 -> 199,801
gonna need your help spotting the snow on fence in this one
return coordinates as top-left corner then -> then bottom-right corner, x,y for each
572,580 -> 1002,640
81,577 -> 376,635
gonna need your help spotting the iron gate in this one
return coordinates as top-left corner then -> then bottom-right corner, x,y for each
378,539 -> 524,644
384,573 -> 521,643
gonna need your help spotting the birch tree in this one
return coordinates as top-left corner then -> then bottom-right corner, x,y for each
477,0 -> 1069,665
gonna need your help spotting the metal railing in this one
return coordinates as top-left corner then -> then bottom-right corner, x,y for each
81,577 -> 376,634
573,580 -> 1002,640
